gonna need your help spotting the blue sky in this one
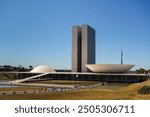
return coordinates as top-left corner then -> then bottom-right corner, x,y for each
0,0 -> 149,70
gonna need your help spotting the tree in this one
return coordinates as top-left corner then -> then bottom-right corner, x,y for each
2,65 -> 12,71
136,68 -> 146,74
136,69 -> 140,74
29,65 -> 33,71
139,68 -> 145,73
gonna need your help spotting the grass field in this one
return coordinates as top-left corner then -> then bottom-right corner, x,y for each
26,80 -> 99,86
0,73 -> 17,80
0,86 -> 41,92
0,79 -> 150,100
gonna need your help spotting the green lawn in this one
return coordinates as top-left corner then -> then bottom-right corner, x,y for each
26,80 -> 99,86
0,73 -> 17,80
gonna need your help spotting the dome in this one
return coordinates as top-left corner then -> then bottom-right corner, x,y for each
30,65 -> 56,73
85,64 -> 134,73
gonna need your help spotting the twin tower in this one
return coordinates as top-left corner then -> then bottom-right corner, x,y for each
72,25 -> 95,72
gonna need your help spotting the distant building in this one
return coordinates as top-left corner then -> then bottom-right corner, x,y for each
72,25 -> 95,72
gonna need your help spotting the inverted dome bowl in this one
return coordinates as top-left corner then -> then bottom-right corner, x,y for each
85,64 -> 134,73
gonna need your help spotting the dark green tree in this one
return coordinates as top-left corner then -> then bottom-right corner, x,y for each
29,65 -> 33,71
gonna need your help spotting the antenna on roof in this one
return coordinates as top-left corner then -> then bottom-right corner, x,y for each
121,49 -> 123,64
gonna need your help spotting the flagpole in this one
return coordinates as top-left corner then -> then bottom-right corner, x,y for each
121,50 -> 123,64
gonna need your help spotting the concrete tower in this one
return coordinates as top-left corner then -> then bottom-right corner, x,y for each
81,25 -> 95,72
72,24 -> 95,72
72,26 -> 82,72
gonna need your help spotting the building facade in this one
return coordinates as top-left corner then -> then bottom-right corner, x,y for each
72,24 -> 95,72
72,26 -> 82,72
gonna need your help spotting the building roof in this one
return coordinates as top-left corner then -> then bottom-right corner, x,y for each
30,65 -> 56,73
85,64 -> 134,73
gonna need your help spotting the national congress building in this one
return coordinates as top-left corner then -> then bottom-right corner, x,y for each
8,24 -> 147,84
72,25 -> 95,72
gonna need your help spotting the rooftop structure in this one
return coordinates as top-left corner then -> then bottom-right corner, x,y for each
30,65 -> 56,73
86,64 -> 134,73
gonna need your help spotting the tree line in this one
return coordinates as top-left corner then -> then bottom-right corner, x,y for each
0,65 -> 33,72
136,68 -> 150,74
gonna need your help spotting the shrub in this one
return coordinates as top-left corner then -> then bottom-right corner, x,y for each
138,86 -> 150,94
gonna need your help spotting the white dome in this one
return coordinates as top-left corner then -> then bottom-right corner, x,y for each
30,65 -> 56,73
